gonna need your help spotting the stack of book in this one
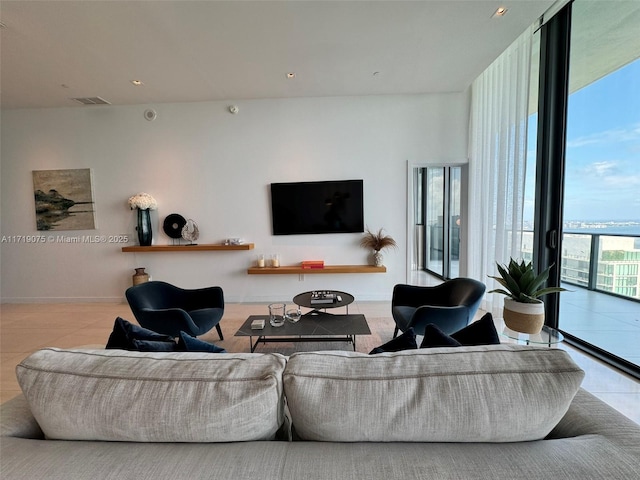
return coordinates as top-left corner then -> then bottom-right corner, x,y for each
310,290 -> 337,305
301,260 -> 325,269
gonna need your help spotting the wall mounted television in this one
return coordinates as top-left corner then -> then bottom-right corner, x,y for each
270,179 -> 364,235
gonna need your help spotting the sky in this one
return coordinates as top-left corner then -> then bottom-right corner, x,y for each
523,57 -> 640,223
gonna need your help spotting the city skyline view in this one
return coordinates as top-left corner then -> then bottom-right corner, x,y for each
524,56 -> 640,227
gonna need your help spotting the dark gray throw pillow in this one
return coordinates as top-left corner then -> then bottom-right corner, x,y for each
369,328 -> 418,354
420,313 -> 500,348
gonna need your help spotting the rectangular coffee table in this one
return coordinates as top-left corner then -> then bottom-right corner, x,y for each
234,312 -> 371,353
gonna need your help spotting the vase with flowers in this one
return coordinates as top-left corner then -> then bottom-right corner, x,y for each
360,227 -> 397,267
128,193 -> 157,246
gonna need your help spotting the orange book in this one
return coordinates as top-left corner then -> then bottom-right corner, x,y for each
301,260 -> 324,269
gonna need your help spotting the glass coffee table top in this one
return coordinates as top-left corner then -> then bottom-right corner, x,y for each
498,319 -> 564,346
234,312 -> 370,352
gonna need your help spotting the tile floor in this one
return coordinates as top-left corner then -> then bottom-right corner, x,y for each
1,301 -> 638,424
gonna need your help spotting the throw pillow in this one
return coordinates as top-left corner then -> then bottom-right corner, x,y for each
178,331 -> 226,353
106,317 -> 175,350
420,313 -> 500,348
420,324 -> 463,348
451,312 -> 500,345
131,339 -> 177,352
369,327 -> 417,354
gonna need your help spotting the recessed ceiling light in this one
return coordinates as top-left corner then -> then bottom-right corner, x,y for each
493,7 -> 508,17
131,80 -> 144,86
286,73 -> 296,79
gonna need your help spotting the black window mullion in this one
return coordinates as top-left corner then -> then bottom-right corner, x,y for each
533,3 -> 572,329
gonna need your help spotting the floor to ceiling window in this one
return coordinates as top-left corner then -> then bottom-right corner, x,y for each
533,0 -> 640,377
559,0 -> 640,371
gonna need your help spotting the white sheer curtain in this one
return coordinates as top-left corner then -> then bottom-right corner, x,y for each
467,26 -> 533,315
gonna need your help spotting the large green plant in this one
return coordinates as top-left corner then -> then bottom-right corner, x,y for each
488,259 -> 567,304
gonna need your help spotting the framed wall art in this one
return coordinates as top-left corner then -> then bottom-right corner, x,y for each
32,168 -> 96,231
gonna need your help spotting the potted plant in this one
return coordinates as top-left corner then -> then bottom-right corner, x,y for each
488,259 -> 567,334
360,228 -> 397,267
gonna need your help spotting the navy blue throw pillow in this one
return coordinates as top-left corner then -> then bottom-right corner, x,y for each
106,317 -> 175,350
420,313 -> 500,349
420,324 -> 463,348
451,312 -> 500,346
132,339 -> 177,352
177,332 -> 226,353
369,328 -> 418,354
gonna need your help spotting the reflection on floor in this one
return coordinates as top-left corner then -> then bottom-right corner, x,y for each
1,300 -> 638,424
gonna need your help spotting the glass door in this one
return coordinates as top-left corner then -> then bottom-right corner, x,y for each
425,167 -> 445,277
422,166 -> 461,279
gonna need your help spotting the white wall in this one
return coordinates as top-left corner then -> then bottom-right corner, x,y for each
0,93 -> 469,303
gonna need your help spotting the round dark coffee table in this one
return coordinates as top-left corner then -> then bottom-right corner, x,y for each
293,290 -> 354,314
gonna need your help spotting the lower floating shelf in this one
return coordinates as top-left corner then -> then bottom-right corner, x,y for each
247,265 -> 386,275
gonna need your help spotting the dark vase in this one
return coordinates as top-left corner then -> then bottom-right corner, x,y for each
137,208 -> 152,246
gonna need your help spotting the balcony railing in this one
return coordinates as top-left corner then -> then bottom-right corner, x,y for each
523,231 -> 640,303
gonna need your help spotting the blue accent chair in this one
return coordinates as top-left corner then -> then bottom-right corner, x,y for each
392,278 -> 486,338
125,281 -> 224,339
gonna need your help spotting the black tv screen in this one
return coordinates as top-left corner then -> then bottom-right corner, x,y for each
270,180 -> 364,235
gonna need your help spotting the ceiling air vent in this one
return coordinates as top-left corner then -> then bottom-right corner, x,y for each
71,97 -> 111,105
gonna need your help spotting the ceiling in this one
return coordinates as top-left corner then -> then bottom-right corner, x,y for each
0,1 -> 558,109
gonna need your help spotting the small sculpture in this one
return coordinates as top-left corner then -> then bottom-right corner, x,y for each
181,219 -> 199,245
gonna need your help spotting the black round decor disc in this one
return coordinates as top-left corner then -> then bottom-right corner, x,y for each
163,214 -> 187,239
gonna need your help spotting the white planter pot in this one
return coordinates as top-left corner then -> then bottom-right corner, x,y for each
503,297 -> 545,334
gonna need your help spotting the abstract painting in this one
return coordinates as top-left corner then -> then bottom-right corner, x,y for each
32,168 -> 96,230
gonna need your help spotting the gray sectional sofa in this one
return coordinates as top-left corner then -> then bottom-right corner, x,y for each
2,344 -> 639,479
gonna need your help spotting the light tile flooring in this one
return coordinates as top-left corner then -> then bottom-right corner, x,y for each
1,301 -> 638,424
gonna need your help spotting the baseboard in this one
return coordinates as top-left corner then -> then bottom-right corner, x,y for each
1,297 -> 126,304
2,294 -> 392,304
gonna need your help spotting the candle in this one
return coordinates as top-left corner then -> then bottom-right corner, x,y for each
258,255 -> 265,268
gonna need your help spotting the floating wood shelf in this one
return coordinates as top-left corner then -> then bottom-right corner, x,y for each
247,265 -> 386,275
122,243 -> 254,252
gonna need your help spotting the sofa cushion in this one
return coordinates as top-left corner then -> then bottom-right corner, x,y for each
16,348 -> 286,442
283,344 -> 584,442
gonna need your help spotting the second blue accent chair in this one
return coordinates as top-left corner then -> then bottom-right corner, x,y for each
392,278 -> 486,338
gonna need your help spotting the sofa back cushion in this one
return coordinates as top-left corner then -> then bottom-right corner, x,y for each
16,348 -> 286,442
283,344 -> 584,442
